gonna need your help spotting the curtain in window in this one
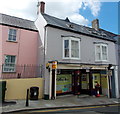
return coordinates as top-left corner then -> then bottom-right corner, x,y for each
96,45 -> 101,60
102,46 -> 107,60
71,40 -> 79,58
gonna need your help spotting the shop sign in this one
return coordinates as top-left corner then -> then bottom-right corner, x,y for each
52,61 -> 57,69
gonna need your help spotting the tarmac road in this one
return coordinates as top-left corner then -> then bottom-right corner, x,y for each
4,103 -> 120,114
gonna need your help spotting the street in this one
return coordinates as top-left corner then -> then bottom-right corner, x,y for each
4,104 -> 120,114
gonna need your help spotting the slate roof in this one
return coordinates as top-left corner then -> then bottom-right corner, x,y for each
42,13 -> 117,42
0,13 -> 37,31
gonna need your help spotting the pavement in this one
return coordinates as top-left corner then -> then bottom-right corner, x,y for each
0,94 -> 120,113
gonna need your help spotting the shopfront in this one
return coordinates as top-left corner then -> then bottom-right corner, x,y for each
56,68 -> 108,96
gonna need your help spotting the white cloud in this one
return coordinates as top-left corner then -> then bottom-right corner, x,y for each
0,0 -> 101,25
82,0 -> 101,17
69,13 -> 89,25
0,0 -> 37,20
43,0 -> 101,25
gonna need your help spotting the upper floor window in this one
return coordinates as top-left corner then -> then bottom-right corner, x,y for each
3,55 -> 16,72
95,44 -> 108,61
63,37 -> 80,59
8,29 -> 17,41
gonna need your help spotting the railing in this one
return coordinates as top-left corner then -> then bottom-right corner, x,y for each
0,64 -> 43,79
2,63 -> 16,72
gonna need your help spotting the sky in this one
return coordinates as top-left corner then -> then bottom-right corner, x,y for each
0,0 -> 119,34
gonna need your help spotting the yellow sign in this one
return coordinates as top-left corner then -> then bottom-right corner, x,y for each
52,61 -> 57,69
46,63 -> 50,69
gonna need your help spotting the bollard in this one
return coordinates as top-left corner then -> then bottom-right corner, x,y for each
26,89 -> 29,107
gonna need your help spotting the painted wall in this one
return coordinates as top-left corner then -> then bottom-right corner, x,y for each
1,78 -> 44,100
46,27 -> 117,65
35,14 -> 47,66
2,25 -> 38,65
0,25 -> 2,77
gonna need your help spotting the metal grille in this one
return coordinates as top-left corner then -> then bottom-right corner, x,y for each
0,64 -> 43,79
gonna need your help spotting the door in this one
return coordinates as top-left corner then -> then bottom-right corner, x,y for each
80,73 -> 89,94
92,73 -> 100,89
72,70 -> 81,94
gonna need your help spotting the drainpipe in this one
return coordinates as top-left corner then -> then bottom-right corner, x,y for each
43,27 -> 47,78
114,66 -> 119,98
43,26 -> 47,91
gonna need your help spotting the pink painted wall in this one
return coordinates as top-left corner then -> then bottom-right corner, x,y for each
17,29 -> 38,65
2,25 -> 38,65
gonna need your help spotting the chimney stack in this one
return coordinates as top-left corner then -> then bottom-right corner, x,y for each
92,19 -> 99,31
37,1 -> 45,14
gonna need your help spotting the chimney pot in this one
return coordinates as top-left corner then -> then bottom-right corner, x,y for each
92,19 -> 99,31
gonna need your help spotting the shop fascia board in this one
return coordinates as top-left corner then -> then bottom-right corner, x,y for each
48,63 -> 108,70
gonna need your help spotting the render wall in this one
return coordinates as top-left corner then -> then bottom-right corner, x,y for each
2,25 -> 38,65
0,25 -> 2,78
1,78 -> 44,100
45,27 -> 117,65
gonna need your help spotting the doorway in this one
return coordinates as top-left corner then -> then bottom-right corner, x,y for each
72,70 -> 92,95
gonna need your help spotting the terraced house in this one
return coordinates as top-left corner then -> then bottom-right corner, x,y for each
0,2 -> 119,100
35,2 -> 119,99
0,13 -> 41,79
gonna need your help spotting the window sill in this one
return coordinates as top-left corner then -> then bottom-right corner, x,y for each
62,57 -> 81,60
6,40 -> 18,43
95,60 -> 108,63
2,71 -> 16,73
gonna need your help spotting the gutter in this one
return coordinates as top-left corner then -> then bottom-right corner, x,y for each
0,23 -> 38,32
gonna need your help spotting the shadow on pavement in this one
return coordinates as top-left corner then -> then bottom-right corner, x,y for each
1,101 -> 16,106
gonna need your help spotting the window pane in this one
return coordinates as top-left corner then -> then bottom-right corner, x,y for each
96,45 -> 101,60
8,35 -> 12,41
3,55 -> 16,72
64,40 -> 69,57
13,36 -> 16,41
64,40 -> 69,49
71,40 -> 79,58
9,29 -> 13,34
13,29 -> 16,35
102,46 -> 107,60
11,56 -> 15,63
8,29 -> 16,41
65,49 -> 69,57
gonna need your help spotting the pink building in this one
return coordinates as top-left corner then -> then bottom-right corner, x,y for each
0,13 -> 40,79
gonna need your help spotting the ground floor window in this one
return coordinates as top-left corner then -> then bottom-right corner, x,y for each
56,69 -> 108,96
3,55 -> 16,72
56,70 -> 72,94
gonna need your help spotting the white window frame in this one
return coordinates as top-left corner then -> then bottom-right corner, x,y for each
8,28 -> 17,42
95,43 -> 108,62
63,37 -> 80,60
3,55 -> 16,72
